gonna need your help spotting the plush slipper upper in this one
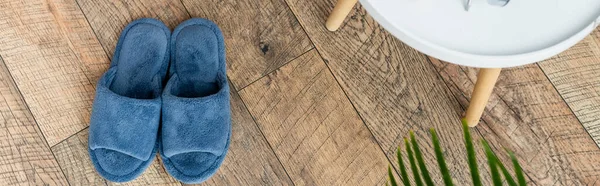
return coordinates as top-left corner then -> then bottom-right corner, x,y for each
161,75 -> 230,158
89,68 -> 161,161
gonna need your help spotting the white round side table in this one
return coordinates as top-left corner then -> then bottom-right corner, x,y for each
326,0 -> 600,126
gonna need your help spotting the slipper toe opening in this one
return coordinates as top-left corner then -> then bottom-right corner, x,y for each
93,148 -> 144,176
168,152 -> 219,176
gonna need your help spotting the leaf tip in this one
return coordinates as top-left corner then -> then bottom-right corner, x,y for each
461,118 -> 469,127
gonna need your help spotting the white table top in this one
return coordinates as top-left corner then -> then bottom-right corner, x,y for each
360,0 -> 600,67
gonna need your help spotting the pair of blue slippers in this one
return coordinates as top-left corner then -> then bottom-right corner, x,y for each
88,18 -> 230,184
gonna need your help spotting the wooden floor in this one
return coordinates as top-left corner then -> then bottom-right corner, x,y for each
1,0 -> 600,185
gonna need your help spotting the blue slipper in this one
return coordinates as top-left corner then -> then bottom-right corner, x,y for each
159,18 -> 231,184
88,18 -> 170,182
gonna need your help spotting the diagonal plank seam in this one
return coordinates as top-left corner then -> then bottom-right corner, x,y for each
51,126 -> 89,149
0,55 -> 72,186
536,62 -> 600,150
281,0 -> 401,178
236,48 -> 316,92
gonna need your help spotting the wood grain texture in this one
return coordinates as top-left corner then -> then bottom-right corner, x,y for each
538,28 -> 600,146
0,0 -> 108,146
239,49 -> 390,185
430,58 -> 600,185
51,128 -> 179,185
189,84 -> 294,186
76,0 -> 191,57
285,1 -> 494,185
180,0 -> 313,89
0,57 -> 68,186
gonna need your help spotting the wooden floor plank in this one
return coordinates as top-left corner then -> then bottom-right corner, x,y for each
179,0 -> 313,89
76,0 -> 190,56
285,1 -> 496,185
51,128 -> 180,186
0,0 -> 108,146
538,28 -> 600,146
430,55 -> 600,184
239,49 -> 391,185
0,57 -> 68,185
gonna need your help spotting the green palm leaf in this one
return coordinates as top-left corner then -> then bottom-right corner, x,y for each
405,138 -> 423,186
462,119 -> 483,186
397,148 -> 411,186
430,129 -> 453,186
482,140 -> 502,186
485,146 -> 517,186
496,159 -> 518,186
410,131 -> 435,186
508,150 -> 526,186
389,166 -> 399,186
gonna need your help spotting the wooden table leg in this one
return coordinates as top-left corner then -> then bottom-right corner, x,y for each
326,0 -> 359,31
464,68 -> 502,127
